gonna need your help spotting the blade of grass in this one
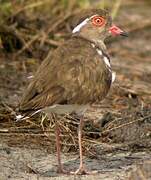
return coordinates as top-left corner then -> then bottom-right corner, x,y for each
111,0 -> 122,19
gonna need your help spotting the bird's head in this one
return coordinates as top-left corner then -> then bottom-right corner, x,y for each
72,9 -> 127,43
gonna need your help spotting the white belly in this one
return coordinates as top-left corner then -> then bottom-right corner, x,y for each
43,104 -> 89,116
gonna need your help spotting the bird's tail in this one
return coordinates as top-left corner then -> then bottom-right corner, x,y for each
15,109 -> 41,121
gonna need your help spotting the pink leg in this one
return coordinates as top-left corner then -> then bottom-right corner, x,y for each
74,118 -> 98,175
74,118 -> 87,174
55,123 -> 66,173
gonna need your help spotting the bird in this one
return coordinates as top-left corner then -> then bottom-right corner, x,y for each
17,9 -> 127,174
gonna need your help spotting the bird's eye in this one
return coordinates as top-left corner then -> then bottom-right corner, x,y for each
92,16 -> 105,27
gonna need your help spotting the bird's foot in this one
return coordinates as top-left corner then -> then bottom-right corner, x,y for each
71,165 -> 98,175
74,166 -> 88,175
57,166 -> 68,174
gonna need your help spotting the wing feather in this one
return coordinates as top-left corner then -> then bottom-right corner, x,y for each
19,37 -> 112,111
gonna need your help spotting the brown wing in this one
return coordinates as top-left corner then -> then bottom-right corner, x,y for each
19,37 -> 112,111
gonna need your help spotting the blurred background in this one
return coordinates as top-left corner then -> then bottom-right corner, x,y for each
0,0 -> 151,179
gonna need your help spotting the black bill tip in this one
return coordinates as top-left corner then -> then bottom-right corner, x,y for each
120,31 -> 128,37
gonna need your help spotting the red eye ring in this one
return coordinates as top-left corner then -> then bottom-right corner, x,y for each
92,16 -> 105,27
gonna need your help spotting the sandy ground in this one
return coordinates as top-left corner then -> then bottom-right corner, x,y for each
0,140 -> 151,180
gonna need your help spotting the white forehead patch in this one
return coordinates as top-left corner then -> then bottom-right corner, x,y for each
72,18 -> 89,33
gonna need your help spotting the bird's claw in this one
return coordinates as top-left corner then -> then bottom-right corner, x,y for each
57,167 -> 69,174
74,167 -> 88,175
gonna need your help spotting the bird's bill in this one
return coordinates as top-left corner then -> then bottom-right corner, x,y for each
109,25 -> 128,37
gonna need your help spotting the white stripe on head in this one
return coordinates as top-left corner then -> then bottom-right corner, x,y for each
72,14 -> 98,34
72,18 -> 89,33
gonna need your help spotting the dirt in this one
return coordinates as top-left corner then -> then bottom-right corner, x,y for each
0,142 -> 151,179
0,1 -> 151,179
